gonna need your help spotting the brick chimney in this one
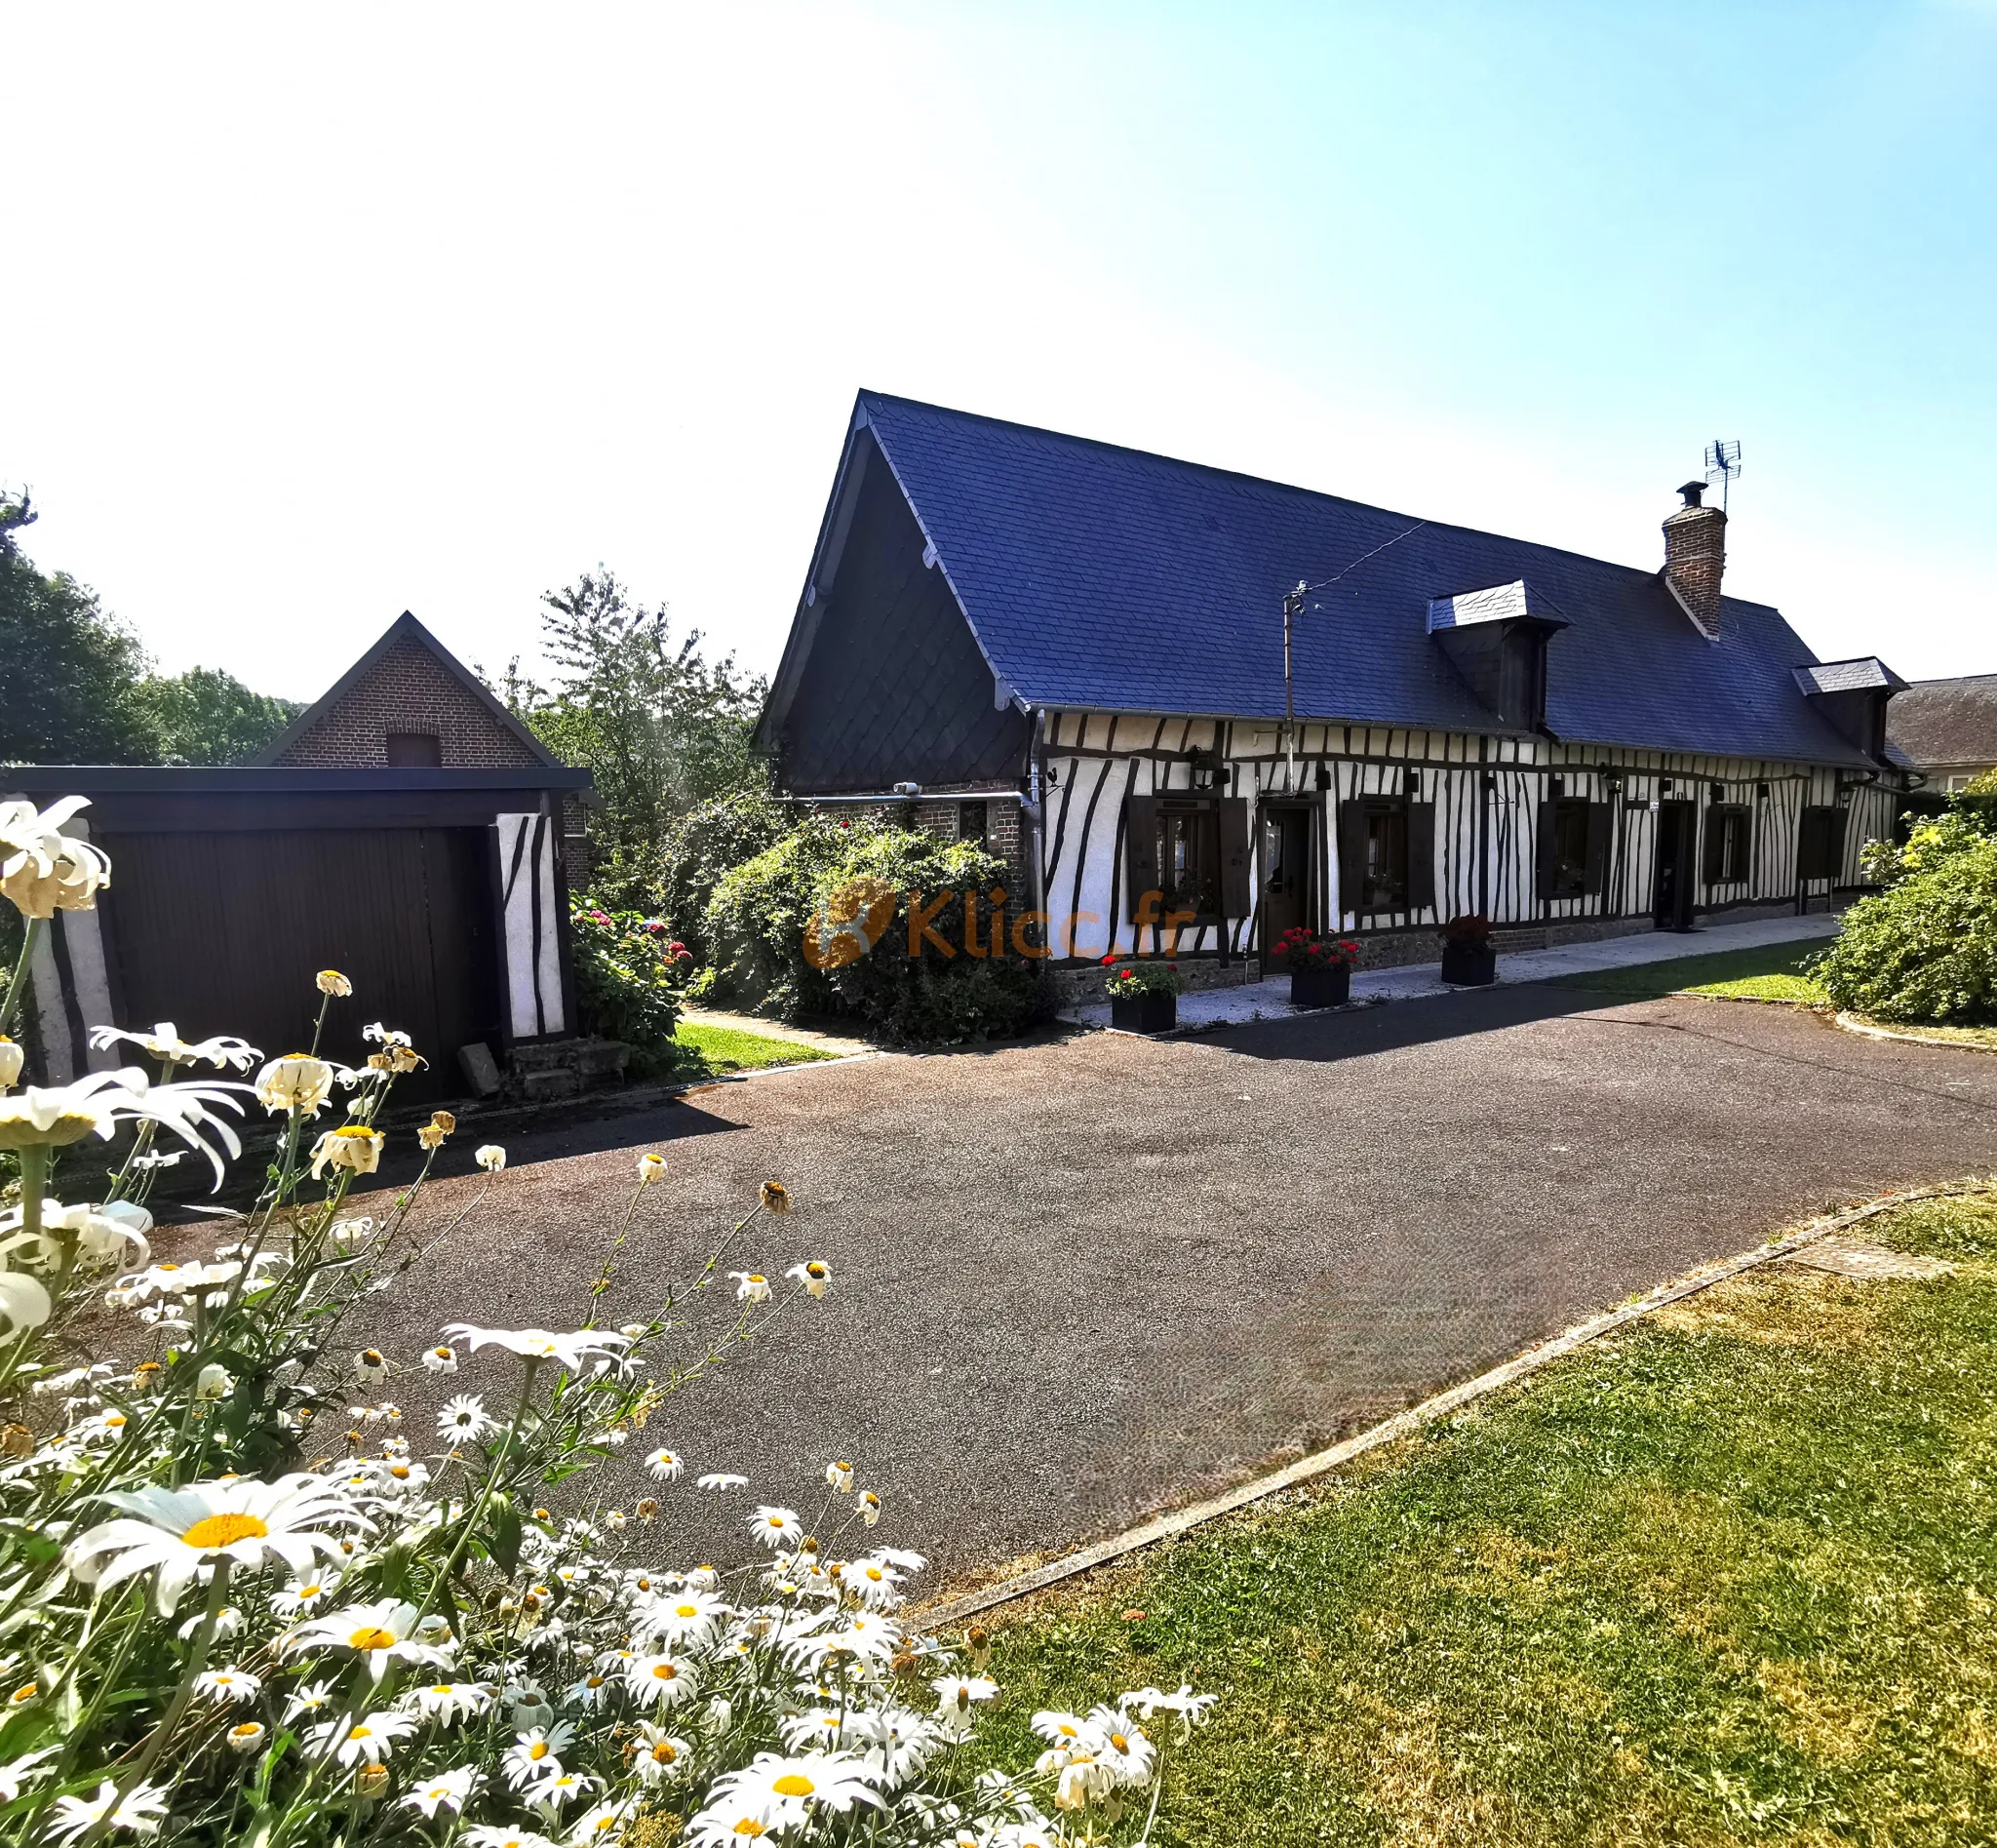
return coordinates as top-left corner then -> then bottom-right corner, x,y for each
1664,480 -> 1726,637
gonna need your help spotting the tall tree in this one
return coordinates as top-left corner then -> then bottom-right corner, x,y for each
493,568 -> 766,902
133,667 -> 301,765
0,491 -> 158,764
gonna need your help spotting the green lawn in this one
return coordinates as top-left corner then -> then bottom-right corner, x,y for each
672,1018 -> 837,1075
1550,940 -> 1831,1005
970,1192 -> 1997,1844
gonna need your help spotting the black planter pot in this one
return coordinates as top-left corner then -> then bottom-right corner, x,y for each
1111,993 -> 1178,1034
1440,939 -> 1497,986
1289,964 -> 1351,1009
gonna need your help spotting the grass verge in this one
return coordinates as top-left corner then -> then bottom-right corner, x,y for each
970,1191 -> 1997,1844
1551,939 -> 1831,1004
672,1017 -> 837,1075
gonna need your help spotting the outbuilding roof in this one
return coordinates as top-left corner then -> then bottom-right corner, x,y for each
1884,673 -> 1997,772
818,392 -> 1878,767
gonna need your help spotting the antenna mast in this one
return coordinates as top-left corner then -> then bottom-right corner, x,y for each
1703,438 -> 1742,512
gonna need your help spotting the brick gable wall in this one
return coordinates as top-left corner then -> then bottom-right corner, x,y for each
272,641 -> 544,768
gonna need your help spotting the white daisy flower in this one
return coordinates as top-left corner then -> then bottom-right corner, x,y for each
441,1324 -> 631,1373
857,1489 -> 881,1526
88,1022 -> 260,1073
43,1779 -> 169,1843
1085,1705 -> 1156,1786
703,1750 -> 884,1826
437,1393 -> 494,1443
786,1259 -> 832,1299
353,1349 -> 389,1382
638,1587 -> 728,1648
420,1344 -> 458,1374
749,1506 -> 802,1549
283,1679 -> 336,1722
636,1151 -> 667,1185
305,1710 -> 417,1766
193,1667 -> 261,1705
404,1680 -> 494,1725
524,1770 -> 600,1814
502,1722 -> 575,1789
464,1830 -> 561,1848
727,1271 -> 771,1304
625,1653 -> 698,1709
633,1724 -> 691,1786
644,1447 -> 685,1481
253,1054 -> 341,1118
696,1473 -> 747,1493
475,1145 -> 506,1172
63,1473 -> 364,1615
0,1746 -> 58,1804
225,1720 -> 266,1756
400,1764 -> 481,1819
283,1597 -> 453,1681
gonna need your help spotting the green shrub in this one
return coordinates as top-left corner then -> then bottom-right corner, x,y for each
567,899 -> 692,1072
653,787 -> 793,965
1814,798 -> 1997,1023
706,817 -> 1048,1042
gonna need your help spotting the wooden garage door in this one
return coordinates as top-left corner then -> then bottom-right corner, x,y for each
98,828 -> 502,1103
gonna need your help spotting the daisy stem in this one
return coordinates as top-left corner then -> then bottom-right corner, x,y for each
0,917 -> 42,1038
413,1358 -> 540,1631
75,1560 -> 233,1848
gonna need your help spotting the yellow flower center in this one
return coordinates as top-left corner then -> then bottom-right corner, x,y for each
348,1626 -> 399,1651
650,1742 -> 676,1762
732,1825 -> 768,1840
767,1515 -> 784,1527
529,1742 -> 549,1760
181,1512 -> 269,1550
349,1725 -> 372,1741
10,1683 -> 35,1704
232,1723 -> 259,1737
333,1126 -> 375,1141
433,1348 -> 451,1360
675,1603 -> 698,1619
105,1413 -> 126,1428
1112,1733 -> 1128,1750
651,1663 -> 678,1680
865,1567 -> 883,1582
771,1773 -> 816,1797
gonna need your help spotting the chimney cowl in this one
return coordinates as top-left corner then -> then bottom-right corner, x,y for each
1663,482 -> 1727,636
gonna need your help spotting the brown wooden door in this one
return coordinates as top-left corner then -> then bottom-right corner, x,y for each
98,828 -> 502,1102
1260,804 -> 1314,965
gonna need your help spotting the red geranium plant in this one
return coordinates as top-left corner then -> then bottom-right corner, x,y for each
1274,926 -> 1359,970
1439,913 -> 1494,945
1101,952 -> 1184,1000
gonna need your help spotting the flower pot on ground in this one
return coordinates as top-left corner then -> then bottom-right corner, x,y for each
1103,955 -> 1183,1033
1112,992 -> 1179,1032
1439,913 -> 1497,986
1276,927 -> 1359,1008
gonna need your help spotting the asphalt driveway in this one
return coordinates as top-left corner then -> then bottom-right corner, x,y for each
338,988 -> 1997,1591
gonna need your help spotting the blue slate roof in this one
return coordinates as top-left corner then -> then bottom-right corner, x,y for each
844,392 -> 1876,767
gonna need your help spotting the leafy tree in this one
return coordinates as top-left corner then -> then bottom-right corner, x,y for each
0,491 -> 158,764
133,666 -> 300,766
492,568 -> 767,905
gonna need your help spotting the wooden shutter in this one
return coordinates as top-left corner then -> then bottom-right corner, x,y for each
1123,794 -> 1159,922
1702,807 -> 1727,884
1583,803 -> 1613,894
1407,802 -> 1437,911
1536,799 -> 1559,899
1799,805 -> 1846,883
1336,802 -> 1367,918
1218,799 -> 1252,918
1824,806 -> 1848,882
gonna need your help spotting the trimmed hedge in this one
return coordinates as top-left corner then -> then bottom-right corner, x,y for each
652,788 -> 792,967
1814,787 -> 1997,1023
705,818 -> 1047,1043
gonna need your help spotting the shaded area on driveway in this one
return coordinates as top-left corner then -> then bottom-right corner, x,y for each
333,993 -> 1997,1594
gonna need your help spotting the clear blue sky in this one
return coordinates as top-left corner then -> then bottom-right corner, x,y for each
7,2 -> 1994,698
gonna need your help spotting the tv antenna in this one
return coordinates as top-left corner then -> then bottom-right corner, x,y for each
1703,438 -> 1742,512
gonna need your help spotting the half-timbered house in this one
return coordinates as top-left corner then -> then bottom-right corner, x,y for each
757,393 -> 1909,993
